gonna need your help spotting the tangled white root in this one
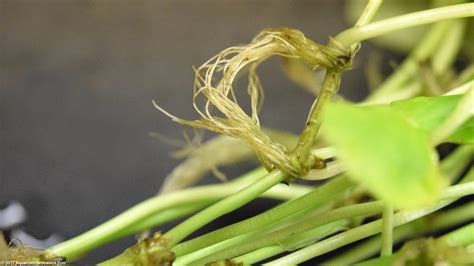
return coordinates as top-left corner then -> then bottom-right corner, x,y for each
155,28 -> 350,176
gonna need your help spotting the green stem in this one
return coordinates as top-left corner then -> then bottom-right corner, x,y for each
172,176 -> 353,256
446,80 -> 474,95
450,64 -> 474,88
163,170 -> 287,247
44,185 -> 239,260
440,145 -> 474,181
234,221 -> 346,265
349,0 -> 383,51
365,4 -> 466,103
119,202 -> 212,239
380,204 -> 394,256
123,180 -> 315,239
431,18 -> 466,75
291,0 -> 381,172
438,223 -> 474,247
174,205 -> 336,265
323,202 -> 474,265
354,0 -> 382,27
188,201 -> 385,265
356,222 -> 474,266
44,168 -> 309,260
335,3 -> 474,49
174,228 -> 270,266
265,180 -> 474,265
442,181 -> 474,198
366,21 -> 451,103
291,69 -> 341,172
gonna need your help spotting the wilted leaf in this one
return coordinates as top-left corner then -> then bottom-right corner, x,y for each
322,101 -> 445,208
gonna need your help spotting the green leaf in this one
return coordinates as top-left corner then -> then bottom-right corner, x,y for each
391,95 -> 473,144
322,101 -> 445,209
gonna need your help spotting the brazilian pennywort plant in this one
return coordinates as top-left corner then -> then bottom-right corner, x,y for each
2,0 -> 473,265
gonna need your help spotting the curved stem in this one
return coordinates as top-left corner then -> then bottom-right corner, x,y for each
172,176 -> 353,256
44,168 -> 308,260
354,0 -> 383,27
44,147 -> 333,261
119,202 -> 212,239
163,170 -> 287,247
291,0 -> 382,172
335,3 -> 474,48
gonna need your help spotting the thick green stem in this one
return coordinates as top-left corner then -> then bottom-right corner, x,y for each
442,181 -> 474,198
174,228 -> 270,266
355,222 -> 474,266
335,3 -> 474,49
380,204 -> 394,256
44,168 -> 309,260
175,205 -> 340,265
119,202 -> 212,239
188,201 -> 385,265
265,180 -> 474,265
115,180 -> 315,241
316,146 -> 473,264
163,170 -> 287,247
172,176 -> 353,256
234,220 -> 346,265
44,182 -> 251,260
440,145 -> 474,181
439,223 -> 474,247
323,202 -> 474,265
290,0 -> 381,173
291,69 -> 341,172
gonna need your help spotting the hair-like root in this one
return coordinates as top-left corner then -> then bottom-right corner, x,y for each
156,28 -> 351,177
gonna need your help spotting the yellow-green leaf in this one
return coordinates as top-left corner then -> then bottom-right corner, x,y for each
322,101 -> 445,209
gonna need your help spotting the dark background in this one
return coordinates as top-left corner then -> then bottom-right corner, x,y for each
1,0 -> 384,263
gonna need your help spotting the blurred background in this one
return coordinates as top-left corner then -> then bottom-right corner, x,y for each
0,0 -> 387,263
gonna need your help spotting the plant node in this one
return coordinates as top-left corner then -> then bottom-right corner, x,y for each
100,232 -> 175,266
